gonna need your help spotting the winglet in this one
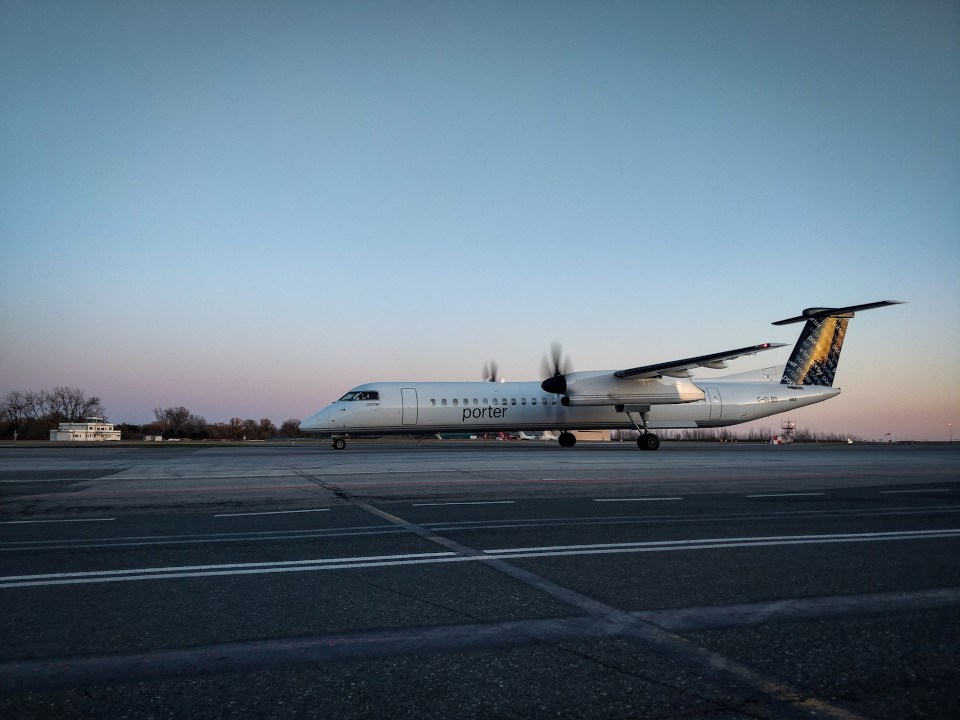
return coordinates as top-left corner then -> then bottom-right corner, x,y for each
772,300 -> 904,326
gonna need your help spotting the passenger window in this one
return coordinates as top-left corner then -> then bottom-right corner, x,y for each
441,399 -> 447,406
532,398 -> 537,405
463,399 -> 469,406
430,399 -> 436,406
521,398 -> 526,405
453,399 -> 458,406
511,398 -> 516,405
473,399 -> 478,405
482,398 -> 488,405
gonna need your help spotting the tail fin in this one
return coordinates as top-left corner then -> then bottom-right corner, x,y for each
774,301 -> 903,386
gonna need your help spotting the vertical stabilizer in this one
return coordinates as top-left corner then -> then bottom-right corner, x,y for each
780,315 -> 849,386
773,301 -> 902,387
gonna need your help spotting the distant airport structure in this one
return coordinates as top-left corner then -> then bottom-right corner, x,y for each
49,417 -> 121,442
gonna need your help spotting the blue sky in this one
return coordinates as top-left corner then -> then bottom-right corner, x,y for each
1,1 -> 958,440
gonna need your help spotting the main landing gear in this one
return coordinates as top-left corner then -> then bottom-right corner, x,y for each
556,429 -> 659,449
624,408 -> 661,451
332,438 -> 347,450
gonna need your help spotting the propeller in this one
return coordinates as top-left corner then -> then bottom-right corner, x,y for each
540,342 -> 571,395
482,360 -> 500,383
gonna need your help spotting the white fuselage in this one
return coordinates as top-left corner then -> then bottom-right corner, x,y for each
299,369 -> 840,436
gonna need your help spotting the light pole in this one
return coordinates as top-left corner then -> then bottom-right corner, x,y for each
950,423 -> 953,443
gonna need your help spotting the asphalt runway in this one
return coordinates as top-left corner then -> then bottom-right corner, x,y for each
1,441 -> 958,719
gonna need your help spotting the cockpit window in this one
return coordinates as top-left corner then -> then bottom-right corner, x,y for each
339,391 -> 379,401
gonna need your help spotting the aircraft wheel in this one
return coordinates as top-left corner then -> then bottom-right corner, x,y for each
332,438 -> 347,450
558,432 -> 577,448
637,433 -> 661,451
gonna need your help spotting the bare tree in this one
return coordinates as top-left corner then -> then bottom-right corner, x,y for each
1,391 -> 28,425
23,390 -> 50,420
48,386 -> 105,421
227,417 -> 245,439
241,418 -> 259,439
153,406 -> 206,438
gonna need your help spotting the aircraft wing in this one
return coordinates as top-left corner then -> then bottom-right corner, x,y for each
612,343 -> 787,380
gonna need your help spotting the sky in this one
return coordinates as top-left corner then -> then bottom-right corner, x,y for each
1,0 -> 958,441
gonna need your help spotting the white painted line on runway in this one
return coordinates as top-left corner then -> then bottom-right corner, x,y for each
593,497 -> 683,503
0,551 -> 460,584
412,501 -> 516,507
487,528 -> 960,556
880,489 -> 950,494
10,528 -> 957,588
0,479 -> 85,483
213,508 -> 330,517
0,518 -> 116,525
745,493 -> 826,498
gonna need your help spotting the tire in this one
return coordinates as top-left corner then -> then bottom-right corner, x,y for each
559,432 -> 577,448
637,434 -> 661,451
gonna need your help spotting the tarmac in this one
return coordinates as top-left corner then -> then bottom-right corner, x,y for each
1,441 -> 958,718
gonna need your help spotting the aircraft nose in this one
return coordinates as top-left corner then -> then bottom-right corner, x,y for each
299,408 -> 330,432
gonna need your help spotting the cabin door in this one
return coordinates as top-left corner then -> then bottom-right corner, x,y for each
706,387 -> 722,420
401,388 -> 418,425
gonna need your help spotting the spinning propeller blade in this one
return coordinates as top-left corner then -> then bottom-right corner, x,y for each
540,343 -> 571,394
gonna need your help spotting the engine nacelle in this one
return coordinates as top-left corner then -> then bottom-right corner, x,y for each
559,373 -> 704,407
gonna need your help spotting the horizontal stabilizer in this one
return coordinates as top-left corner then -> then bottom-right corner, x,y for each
772,300 -> 903,326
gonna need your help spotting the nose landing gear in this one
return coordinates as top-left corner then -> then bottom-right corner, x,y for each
558,431 -> 577,448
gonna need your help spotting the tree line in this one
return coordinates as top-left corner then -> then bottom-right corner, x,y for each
141,406 -> 305,441
1,387 -> 107,440
0,387 -> 306,440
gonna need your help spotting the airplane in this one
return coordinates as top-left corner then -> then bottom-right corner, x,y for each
300,301 -> 902,450
518,430 -> 558,441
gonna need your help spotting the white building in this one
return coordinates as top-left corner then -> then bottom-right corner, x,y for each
49,417 -> 121,442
